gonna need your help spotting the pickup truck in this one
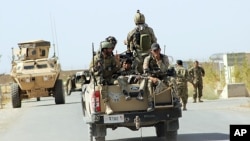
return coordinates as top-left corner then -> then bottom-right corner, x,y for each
81,76 -> 182,141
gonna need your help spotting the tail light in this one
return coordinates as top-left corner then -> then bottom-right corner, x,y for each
91,90 -> 101,112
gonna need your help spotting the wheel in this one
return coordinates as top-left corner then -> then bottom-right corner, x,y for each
165,131 -> 177,141
11,83 -> 21,108
37,97 -> 40,101
65,78 -> 72,95
95,137 -> 105,141
165,119 -> 178,141
155,122 -> 165,137
89,124 -> 106,141
88,124 -> 93,141
81,95 -> 87,116
54,79 -> 65,104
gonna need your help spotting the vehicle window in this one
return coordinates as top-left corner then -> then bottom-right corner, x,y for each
23,62 -> 35,70
24,65 -> 34,69
37,64 -> 48,69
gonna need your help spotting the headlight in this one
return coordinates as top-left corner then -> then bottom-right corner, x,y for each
25,78 -> 30,83
20,77 -> 30,83
43,76 -> 49,81
43,75 -> 52,81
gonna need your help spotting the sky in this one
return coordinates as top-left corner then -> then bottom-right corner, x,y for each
1,0 -> 250,74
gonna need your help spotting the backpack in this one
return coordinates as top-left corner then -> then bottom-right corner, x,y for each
132,25 -> 151,53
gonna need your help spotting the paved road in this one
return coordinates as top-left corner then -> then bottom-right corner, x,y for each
0,92 -> 249,141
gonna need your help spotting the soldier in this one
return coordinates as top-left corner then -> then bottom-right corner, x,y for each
89,41 -> 120,115
175,60 -> 189,111
124,10 -> 157,74
105,36 -> 117,51
188,60 -> 205,103
116,58 -> 144,101
143,43 -> 169,112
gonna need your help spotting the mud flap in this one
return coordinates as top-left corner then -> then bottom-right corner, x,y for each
166,119 -> 179,131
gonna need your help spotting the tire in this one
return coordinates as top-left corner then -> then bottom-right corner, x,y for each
165,131 -> 177,141
95,137 -> 105,141
88,124 -> 93,141
90,124 -> 106,141
65,79 -> 72,96
155,122 -> 165,137
81,95 -> 87,116
11,83 -> 21,108
54,79 -> 65,104
37,97 -> 40,101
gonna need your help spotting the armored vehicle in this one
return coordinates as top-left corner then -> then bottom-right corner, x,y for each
10,40 -> 65,108
81,73 -> 182,141
65,70 -> 90,95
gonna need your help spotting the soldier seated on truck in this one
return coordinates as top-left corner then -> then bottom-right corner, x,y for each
89,41 -> 120,115
142,43 -> 170,112
115,58 -> 144,101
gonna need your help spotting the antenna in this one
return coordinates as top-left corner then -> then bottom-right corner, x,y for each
50,14 -> 59,58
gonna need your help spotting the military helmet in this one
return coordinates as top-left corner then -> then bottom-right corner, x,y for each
134,10 -> 145,25
105,36 -> 117,47
100,41 -> 113,49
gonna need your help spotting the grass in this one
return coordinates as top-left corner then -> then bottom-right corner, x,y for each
187,83 -> 220,100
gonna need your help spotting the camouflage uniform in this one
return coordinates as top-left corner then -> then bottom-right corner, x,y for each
175,60 -> 189,110
127,24 -> 157,53
89,41 -> 120,114
90,54 -> 119,84
117,58 -> 144,101
143,54 -> 169,101
142,43 -> 169,112
126,10 -> 157,74
188,62 -> 205,103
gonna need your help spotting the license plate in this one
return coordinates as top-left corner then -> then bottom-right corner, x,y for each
103,114 -> 125,123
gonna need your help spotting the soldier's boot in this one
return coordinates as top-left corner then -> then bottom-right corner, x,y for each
136,90 -> 144,101
105,102 -> 113,115
198,98 -> 203,102
123,90 -> 131,101
183,103 -> 187,111
193,98 -> 197,103
147,101 -> 155,112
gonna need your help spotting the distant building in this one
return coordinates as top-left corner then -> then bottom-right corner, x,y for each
210,52 -> 250,84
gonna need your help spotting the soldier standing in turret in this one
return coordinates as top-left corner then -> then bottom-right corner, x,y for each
124,10 -> 157,74
189,60 -> 205,103
89,41 -> 120,115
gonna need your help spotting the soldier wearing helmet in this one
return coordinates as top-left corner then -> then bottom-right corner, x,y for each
124,10 -> 157,74
89,41 -> 120,115
105,36 -> 117,50
125,10 -> 157,53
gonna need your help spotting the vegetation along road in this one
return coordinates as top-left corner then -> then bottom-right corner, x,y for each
0,92 -> 249,141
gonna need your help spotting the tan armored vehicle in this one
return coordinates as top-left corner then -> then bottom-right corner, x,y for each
10,40 -> 65,108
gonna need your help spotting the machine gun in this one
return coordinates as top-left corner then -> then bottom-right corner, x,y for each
144,67 -> 176,79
